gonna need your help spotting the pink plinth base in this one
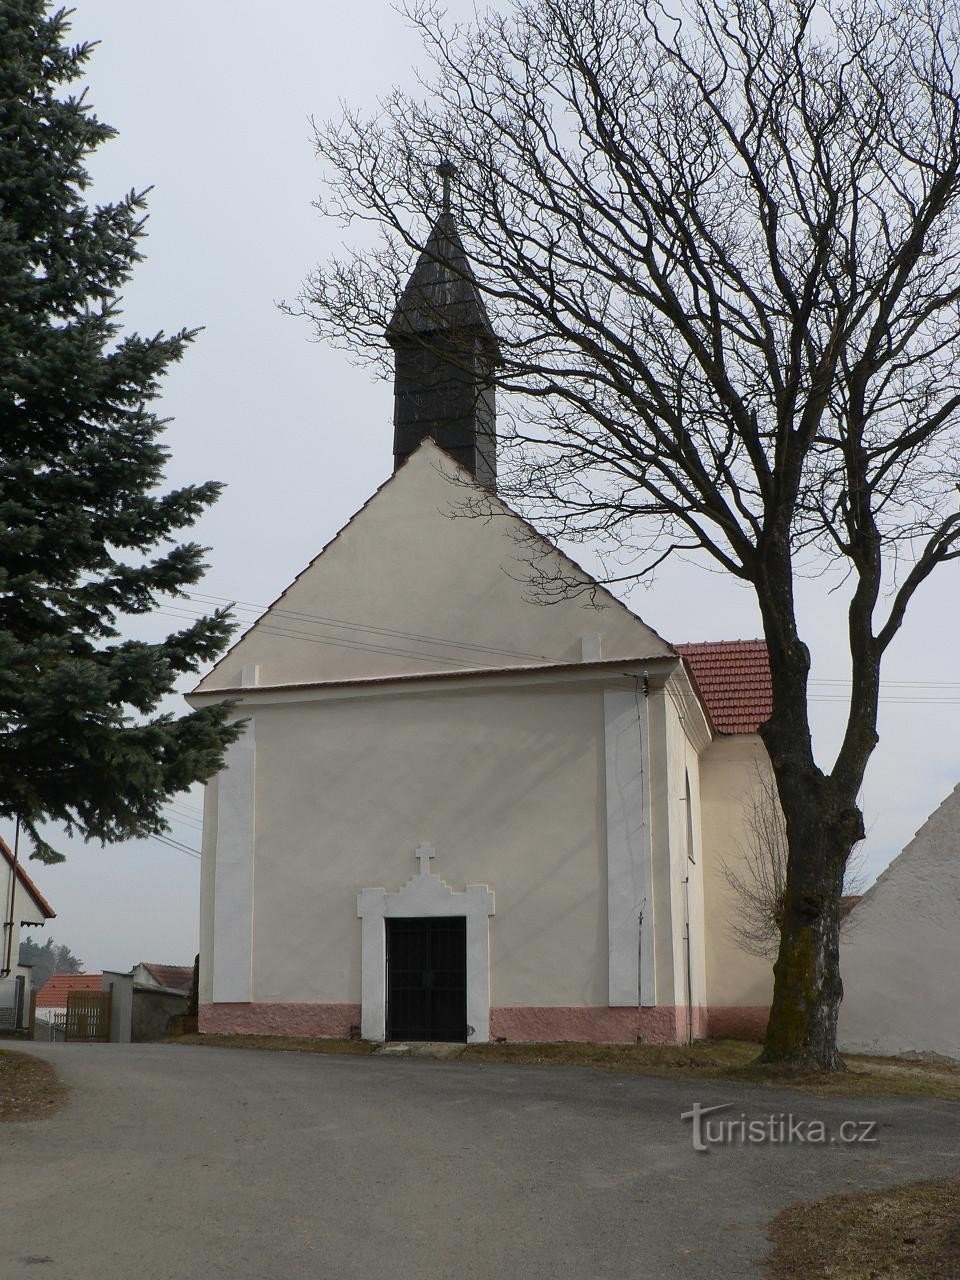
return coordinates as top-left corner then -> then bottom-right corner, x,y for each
705,1006 -> 769,1043
490,1006 -> 708,1044
198,1002 -> 360,1038
197,1001 -> 763,1045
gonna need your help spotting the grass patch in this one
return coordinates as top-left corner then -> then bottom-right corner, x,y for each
166,1032 -> 960,1101
463,1039 -> 960,1101
763,1178 -> 960,1279
170,1033 -> 376,1057
0,1049 -> 67,1122
463,1039 -> 960,1100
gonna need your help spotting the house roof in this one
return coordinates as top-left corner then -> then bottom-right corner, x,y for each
676,640 -> 773,735
36,973 -> 102,1007
0,836 -> 56,920
138,963 -> 193,993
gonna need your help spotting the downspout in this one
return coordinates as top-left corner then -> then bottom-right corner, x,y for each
632,672 -> 650,1031
683,874 -> 693,1045
636,898 -> 647,1010
2,816 -> 21,977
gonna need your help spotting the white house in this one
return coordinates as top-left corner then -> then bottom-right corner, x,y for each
187,209 -> 776,1045
839,783 -> 960,1061
0,835 -> 56,1030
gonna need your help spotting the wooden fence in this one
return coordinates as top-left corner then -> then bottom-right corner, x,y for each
65,990 -> 112,1042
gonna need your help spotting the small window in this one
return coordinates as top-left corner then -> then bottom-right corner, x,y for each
685,768 -> 696,864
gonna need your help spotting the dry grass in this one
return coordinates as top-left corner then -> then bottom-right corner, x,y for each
171,1033 -> 376,1056
0,1049 -> 67,1122
462,1039 -> 960,1101
167,1033 -> 960,1101
763,1178 -> 960,1279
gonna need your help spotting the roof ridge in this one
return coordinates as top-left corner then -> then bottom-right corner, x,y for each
39,973 -> 100,983
193,449 -> 425,690
431,441 -> 677,656
675,638 -> 767,649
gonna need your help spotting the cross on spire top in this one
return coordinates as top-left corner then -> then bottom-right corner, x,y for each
436,159 -> 459,214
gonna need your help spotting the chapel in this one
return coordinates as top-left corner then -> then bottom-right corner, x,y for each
188,190 -> 775,1044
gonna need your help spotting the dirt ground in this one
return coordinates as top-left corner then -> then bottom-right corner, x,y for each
763,1178 -> 960,1279
170,1033 -> 960,1101
0,1048 -> 67,1122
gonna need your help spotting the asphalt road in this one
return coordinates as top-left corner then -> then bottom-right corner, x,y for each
3,1043 -> 957,1279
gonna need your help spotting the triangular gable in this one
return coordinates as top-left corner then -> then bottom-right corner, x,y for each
194,439 -> 674,693
0,836 -> 55,920
847,781 -> 960,923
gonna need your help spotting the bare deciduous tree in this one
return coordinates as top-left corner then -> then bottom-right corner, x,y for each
723,768 -> 864,960
296,0 -> 960,1068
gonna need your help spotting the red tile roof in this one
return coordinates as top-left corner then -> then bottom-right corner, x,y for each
0,836 -> 56,920
36,973 -> 102,1007
676,640 -> 773,735
139,963 -> 193,993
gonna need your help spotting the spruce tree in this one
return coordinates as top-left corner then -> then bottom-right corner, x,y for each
0,2 -> 241,862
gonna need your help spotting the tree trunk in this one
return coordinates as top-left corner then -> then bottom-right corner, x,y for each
760,767 -> 863,1069
756,561 -> 869,1071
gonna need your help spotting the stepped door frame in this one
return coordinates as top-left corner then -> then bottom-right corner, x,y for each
357,843 -> 495,1044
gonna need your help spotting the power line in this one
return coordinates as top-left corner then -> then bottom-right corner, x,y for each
164,804 -> 203,828
810,679 -> 960,689
179,588 -> 552,663
814,701 -> 960,711
156,605 -> 491,670
77,575 -> 551,665
168,795 -> 203,816
150,832 -> 201,860
75,575 -> 960,695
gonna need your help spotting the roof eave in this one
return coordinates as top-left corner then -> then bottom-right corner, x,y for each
0,837 -> 56,919
187,653 -> 682,705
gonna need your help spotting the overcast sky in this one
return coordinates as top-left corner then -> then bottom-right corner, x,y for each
9,1 -> 958,975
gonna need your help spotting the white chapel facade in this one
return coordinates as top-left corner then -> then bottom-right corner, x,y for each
188,211 -> 775,1045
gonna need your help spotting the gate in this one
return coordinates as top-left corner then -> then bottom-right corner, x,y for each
0,976 -> 23,1030
65,989 -> 112,1042
386,916 -> 467,1042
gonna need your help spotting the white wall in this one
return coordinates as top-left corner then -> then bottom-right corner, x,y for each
658,682 -> 709,1024
699,735 -> 776,1015
198,772 -> 219,1005
103,970 -> 134,1043
243,681 -> 611,1008
1,871 -> 49,980
195,441 -> 673,693
839,782 -> 960,1061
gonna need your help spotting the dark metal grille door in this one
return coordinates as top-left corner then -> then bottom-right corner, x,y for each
386,917 -> 467,1042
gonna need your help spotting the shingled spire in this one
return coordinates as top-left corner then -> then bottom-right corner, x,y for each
386,164 -> 500,490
